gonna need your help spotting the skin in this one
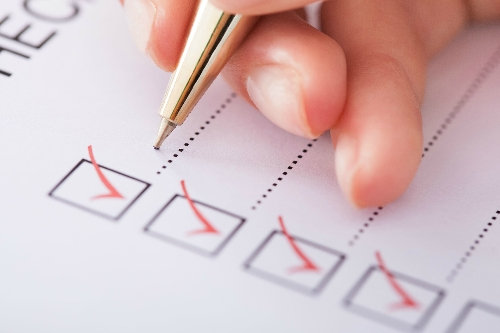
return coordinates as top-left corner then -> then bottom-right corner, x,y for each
122,0 -> 500,207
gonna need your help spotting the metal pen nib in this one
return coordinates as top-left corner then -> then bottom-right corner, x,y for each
153,118 -> 177,149
152,0 -> 256,150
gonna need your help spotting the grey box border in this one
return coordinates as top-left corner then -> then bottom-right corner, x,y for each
343,265 -> 446,332
445,300 -> 500,333
243,230 -> 346,296
144,194 -> 246,257
48,159 -> 150,221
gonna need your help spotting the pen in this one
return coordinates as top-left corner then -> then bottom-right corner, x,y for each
153,0 -> 257,149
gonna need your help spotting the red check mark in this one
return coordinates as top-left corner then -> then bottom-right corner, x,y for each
279,216 -> 320,274
181,180 -> 219,236
376,251 -> 420,310
88,145 -> 125,200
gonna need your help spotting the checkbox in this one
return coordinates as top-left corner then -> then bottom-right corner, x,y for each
343,265 -> 445,332
446,300 -> 500,333
244,227 -> 346,295
144,194 -> 246,256
49,151 -> 150,221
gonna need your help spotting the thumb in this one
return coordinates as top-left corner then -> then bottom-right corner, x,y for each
122,0 -> 197,71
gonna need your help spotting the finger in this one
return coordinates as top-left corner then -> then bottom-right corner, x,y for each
321,0 -> 432,208
466,0 -> 500,21
211,0 -> 319,15
223,11 -> 347,138
123,0 -> 197,71
294,7 -> 307,21
400,1 -> 467,57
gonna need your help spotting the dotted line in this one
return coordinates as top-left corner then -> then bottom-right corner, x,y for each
156,92 -> 237,175
347,44 -> 500,247
348,207 -> 383,246
435,46 -> 500,282
446,211 -> 498,283
251,139 -> 317,210
422,45 -> 500,158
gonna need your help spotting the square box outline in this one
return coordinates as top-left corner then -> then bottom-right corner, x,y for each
243,230 -> 346,296
445,300 -> 500,333
343,265 -> 446,332
48,159 -> 151,221
143,194 -> 246,257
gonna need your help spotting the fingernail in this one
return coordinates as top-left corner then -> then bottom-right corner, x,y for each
335,134 -> 359,205
246,65 -> 313,138
124,0 -> 156,53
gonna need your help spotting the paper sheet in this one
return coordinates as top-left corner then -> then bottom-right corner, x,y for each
1,1 -> 500,332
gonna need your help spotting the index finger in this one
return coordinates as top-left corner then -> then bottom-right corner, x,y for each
210,0 -> 320,15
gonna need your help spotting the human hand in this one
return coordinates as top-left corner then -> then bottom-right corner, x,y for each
122,0 -> 500,207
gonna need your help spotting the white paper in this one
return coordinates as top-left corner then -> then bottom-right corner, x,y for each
1,1 -> 500,332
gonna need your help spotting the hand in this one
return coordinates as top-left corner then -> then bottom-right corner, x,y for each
122,0 -> 500,207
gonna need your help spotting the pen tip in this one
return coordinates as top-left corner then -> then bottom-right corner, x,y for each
153,118 -> 177,149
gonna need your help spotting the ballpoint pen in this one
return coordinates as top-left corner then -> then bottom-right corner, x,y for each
153,0 -> 257,149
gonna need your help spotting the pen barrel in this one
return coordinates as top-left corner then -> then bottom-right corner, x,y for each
158,0 -> 257,125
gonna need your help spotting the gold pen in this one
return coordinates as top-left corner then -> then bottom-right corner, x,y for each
153,0 -> 257,149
